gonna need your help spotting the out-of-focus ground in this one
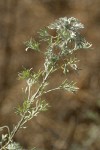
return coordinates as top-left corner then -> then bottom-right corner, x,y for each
0,0 -> 100,149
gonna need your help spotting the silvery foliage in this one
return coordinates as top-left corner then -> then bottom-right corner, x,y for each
0,17 -> 92,150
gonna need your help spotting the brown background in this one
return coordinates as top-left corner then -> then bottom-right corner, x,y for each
0,0 -> 100,150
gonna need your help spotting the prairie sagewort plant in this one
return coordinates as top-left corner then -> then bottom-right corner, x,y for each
0,17 -> 92,150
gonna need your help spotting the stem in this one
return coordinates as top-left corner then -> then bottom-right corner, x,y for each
30,69 -> 51,103
0,126 -> 10,137
0,69 -> 52,150
44,87 -> 60,94
28,85 -> 31,100
0,114 -> 25,150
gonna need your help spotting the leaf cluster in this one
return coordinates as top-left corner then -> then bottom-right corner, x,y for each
0,17 -> 92,150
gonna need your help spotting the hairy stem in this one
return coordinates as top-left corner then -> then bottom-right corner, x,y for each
0,69 -> 52,150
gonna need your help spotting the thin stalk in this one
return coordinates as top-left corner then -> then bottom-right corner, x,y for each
43,87 -> 60,94
28,85 -> 31,100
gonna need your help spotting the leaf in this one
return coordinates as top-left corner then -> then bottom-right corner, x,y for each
60,79 -> 79,93
38,27 -> 50,42
18,68 -> 32,80
25,38 -> 40,51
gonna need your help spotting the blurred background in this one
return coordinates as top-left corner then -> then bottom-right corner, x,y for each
0,0 -> 100,149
